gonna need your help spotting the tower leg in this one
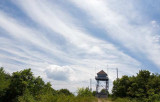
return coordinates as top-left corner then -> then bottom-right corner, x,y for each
106,80 -> 109,98
96,80 -> 99,93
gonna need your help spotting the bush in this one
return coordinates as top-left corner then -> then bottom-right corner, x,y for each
57,89 -> 73,96
77,87 -> 93,97
113,97 -> 139,102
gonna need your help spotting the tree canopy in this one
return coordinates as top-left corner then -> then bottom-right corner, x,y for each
112,70 -> 160,101
0,67 -> 96,102
0,68 -> 55,102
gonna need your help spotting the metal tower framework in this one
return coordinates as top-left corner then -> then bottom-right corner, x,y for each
95,70 -> 109,98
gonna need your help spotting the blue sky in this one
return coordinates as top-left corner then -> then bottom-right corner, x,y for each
0,0 -> 160,92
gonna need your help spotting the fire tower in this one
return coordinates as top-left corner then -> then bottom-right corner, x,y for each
95,70 -> 109,98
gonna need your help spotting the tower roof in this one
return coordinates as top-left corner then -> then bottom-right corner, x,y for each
97,70 -> 107,75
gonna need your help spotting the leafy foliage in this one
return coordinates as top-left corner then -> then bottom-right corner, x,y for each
57,89 -> 73,96
77,87 -> 93,97
112,70 -> 160,102
0,67 -> 10,101
0,68 -> 97,102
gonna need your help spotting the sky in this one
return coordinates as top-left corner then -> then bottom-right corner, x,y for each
0,0 -> 160,93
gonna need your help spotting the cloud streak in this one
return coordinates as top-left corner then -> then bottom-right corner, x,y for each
69,0 -> 160,69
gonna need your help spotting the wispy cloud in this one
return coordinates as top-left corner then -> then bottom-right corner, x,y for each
69,0 -> 160,69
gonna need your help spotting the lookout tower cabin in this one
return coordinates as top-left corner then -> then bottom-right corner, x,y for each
95,70 -> 109,98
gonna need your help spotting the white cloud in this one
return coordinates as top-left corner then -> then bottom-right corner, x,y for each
151,20 -> 160,28
0,11 -> 78,65
45,65 -> 76,81
14,0 -> 108,55
69,0 -> 160,68
152,35 -> 160,43
13,0 -> 141,66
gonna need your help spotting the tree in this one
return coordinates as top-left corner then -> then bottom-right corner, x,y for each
18,89 -> 36,102
92,91 -> 96,96
112,75 -> 130,97
112,70 -> 160,101
0,67 -> 10,101
3,68 -> 54,102
6,69 -> 34,102
58,89 -> 73,96
77,87 -> 92,97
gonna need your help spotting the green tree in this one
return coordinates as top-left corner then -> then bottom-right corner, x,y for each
77,87 -> 92,97
112,70 -> 160,101
112,76 -> 130,97
92,91 -> 96,96
4,68 -> 54,102
6,69 -> 34,102
58,89 -> 73,96
18,89 -> 36,102
0,67 -> 11,101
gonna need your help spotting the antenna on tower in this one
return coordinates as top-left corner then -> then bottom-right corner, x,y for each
116,68 -> 118,79
90,78 -> 92,91
107,64 -> 109,74
95,66 -> 96,75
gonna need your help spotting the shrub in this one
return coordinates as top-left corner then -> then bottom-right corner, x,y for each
77,87 -> 92,97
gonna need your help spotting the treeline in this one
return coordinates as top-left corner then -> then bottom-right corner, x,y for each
0,67 -> 97,102
112,70 -> 160,102
2,67 -> 160,102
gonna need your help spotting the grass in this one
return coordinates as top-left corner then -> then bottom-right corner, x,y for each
18,93 -> 98,102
